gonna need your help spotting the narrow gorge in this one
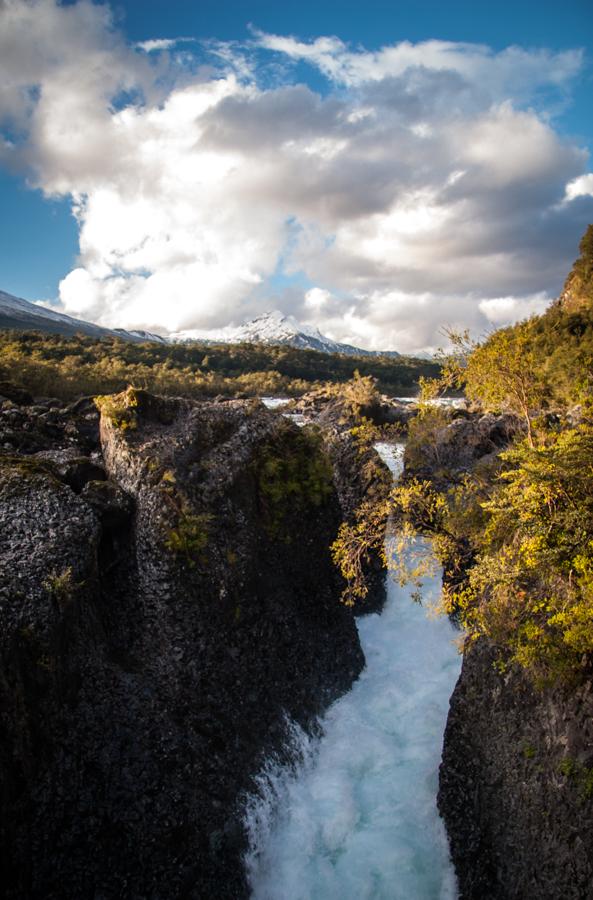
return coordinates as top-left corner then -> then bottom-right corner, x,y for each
245,442 -> 461,899
2,317 -> 593,899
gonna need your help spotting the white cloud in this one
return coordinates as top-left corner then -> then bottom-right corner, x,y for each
136,37 -> 194,53
478,293 -> 551,325
565,173 -> 593,202
304,287 -> 333,312
298,289 -> 546,356
254,30 -> 583,99
0,1 -> 592,352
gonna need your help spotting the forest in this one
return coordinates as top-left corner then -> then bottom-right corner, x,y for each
0,330 -> 439,401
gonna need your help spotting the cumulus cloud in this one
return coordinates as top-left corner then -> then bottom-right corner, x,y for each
565,173 -> 593,202
1,0 -> 592,352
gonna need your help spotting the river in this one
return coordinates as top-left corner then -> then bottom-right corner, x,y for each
244,442 -> 461,900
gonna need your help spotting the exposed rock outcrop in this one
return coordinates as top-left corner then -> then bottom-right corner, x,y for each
558,224 -> 593,313
0,389 -> 100,455
283,387 -> 407,612
439,640 -> 593,899
321,428 -> 392,613
292,387 -> 414,431
0,389 -> 364,899
404,411 -> 520,485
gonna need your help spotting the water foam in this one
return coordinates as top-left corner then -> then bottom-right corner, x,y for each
244,443 -> 461,899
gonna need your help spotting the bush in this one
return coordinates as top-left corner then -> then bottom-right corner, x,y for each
256,426 -> 334,540
165,513 -> 212,567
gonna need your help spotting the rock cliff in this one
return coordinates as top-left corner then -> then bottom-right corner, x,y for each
283,388 -> 400,612
439,641 -> 593,899
407,411 -> 593,898
0,388 -> 363,899
558,224 -> 593,313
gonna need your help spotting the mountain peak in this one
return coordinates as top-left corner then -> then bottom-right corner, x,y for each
0,291 -> 403,357
212,309 -> 399,357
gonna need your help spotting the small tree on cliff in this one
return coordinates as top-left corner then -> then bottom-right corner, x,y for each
437,325 -> 548,448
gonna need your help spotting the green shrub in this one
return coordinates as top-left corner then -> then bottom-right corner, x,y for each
257,426 -> 334,540
165,513 -> 212,567
43,566 -> 78,610
95,387 -> 139,431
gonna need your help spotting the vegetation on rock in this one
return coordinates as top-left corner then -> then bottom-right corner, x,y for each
256,425 -> 334,540
559,223 -> 593,312
335,225 -> 593,684
165,512 -> 212,567
95,387 -> 140,431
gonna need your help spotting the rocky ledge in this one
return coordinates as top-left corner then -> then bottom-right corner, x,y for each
279,387 -> 403,613
0,387 -> 364,899
439,640 -> 593,899
291,385 -> 414,431
403,410 -> 593,898
404,409 -> 520,486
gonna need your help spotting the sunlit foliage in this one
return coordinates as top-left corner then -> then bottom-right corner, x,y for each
336,226 -> 593,683
0,330 -> 438,401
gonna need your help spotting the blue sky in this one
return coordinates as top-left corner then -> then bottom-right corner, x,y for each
1,0 -> 592,351
122,0 -> 593,141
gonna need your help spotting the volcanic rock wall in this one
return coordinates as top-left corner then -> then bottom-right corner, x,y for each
0,388 -> 363,899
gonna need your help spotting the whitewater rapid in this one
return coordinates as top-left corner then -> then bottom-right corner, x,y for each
245,442 -> 461,899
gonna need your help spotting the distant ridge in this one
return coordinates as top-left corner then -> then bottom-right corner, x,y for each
0,293 -> 414,357
0,290 -> 167,343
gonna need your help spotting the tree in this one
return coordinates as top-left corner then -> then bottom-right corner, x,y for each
436,324 -> 547,448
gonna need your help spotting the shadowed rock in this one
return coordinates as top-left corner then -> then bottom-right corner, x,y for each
0,389 -> 363,899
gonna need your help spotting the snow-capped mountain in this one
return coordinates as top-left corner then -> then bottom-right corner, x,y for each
0,290 -> 167,344
0,293 -> 405,357
178,310 -> 401,357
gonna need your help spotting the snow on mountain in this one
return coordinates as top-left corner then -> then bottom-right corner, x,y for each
175,310 -> 401,357
0,293 -> 405,357
0,290 -> 167,343
113,328 -> 168,344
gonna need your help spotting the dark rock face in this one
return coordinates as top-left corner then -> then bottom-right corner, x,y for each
404,412 -> 520,484
439,640 -> 593,899
284,389 -> 400,613
0,392 -> 100,455
34,448 -> 106,492
0,390 -> 363,899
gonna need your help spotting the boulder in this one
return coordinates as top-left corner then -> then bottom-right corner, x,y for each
0,380 -> 34,406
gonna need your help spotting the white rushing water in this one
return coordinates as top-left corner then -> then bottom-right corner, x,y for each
394,397 -> 466,409
245,442 -> 461,900
261,397 -> 291,410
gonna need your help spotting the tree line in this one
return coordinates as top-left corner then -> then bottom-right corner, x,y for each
0,330 -> 439,401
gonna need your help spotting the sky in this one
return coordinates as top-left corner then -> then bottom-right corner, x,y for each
0,0 -> 592,353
